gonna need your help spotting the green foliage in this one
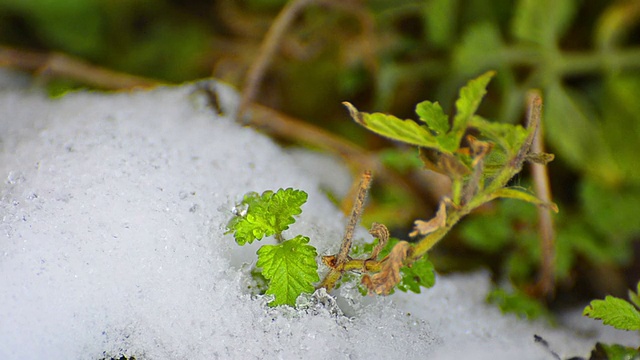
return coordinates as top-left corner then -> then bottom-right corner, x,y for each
227,188 -> 307,245
346,71 -> 496,155
487,288 -> 552,321
227,188 -> 313,306
584,282 -> 640,331
257,235 -> 319,307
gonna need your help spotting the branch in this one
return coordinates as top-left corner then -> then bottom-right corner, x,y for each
0,46 -> 158,90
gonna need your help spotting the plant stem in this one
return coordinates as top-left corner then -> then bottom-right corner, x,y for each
318,170 -> 372,291
336,170 -> 372,264
410,92 -> 543,263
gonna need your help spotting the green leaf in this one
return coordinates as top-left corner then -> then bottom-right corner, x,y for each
451,71 -> 495,146
469,115 -> 531,157
397,255 -> 436,293
492,187 -> 558,212
511,0 -> 576,46
257,235 -> 320,306
416,101 -> 450,135
583,295 -> 640,331
488,288 -> 553,321
227,188 -> 308,245
343,102 -> 443,150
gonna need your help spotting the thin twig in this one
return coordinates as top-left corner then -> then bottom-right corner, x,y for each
529,90 -> 556,298
336,170 -> 372,264
238,0 -> 315,121
0,46 -> 158,90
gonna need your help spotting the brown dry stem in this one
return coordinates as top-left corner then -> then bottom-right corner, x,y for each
528,91 -> 556,299
0,46 -> 158,90
238,0 -> 315,121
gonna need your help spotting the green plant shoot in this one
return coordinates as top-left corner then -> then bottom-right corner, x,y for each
228,71 -> 557,307
227,188 -> 317,306
327,71 -> 557,295
583,281 -> 640,331
227,188 -> 307,245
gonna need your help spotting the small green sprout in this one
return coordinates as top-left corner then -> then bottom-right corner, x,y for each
583,281 -> 640,331
227,188 -> 318,306
227,188 -> 308,245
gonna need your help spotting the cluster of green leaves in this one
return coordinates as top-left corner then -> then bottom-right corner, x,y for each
344,71 -> 562,308
584,281 -> 640,332
227,187 -> 438,306
346,70 -> 546,210
227,188 -> 319,306
373,0 -> 640,301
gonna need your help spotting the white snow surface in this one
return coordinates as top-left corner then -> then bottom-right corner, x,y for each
0,74 -> 633,359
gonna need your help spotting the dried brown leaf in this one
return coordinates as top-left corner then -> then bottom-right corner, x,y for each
419,148 -> 471,178
362,241 -> 411,295
368,222 -> 390,260
409,201 -> 447,237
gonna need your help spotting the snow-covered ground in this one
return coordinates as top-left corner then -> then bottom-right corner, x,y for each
0,71 -> 635,359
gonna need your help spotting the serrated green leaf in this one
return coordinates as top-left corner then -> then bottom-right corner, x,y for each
416,101 -> 450,135
469,115 -> 531,156
343,102 -> 443,150
492,187 -> 558,212
227,188 -> 308,245
583,295 -> 640,331
257,235 -> 319,306
451,71 -> 495,146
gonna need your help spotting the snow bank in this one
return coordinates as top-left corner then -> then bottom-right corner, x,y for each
0,74 -> 631,359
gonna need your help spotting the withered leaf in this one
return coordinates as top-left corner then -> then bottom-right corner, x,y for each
368,222 -> 390,261
525,152 -> 555,165
467,135 -> 493,167
362,241 -> 411,295
419,148 -> 471,179
409,201 -> 447,237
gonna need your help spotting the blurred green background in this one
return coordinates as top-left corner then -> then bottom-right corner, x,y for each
2,0 -> 639,315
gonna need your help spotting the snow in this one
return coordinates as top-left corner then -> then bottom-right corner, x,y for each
0,71 -> 634,359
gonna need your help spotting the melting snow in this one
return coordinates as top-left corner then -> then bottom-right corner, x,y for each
0,71 -> 634,359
